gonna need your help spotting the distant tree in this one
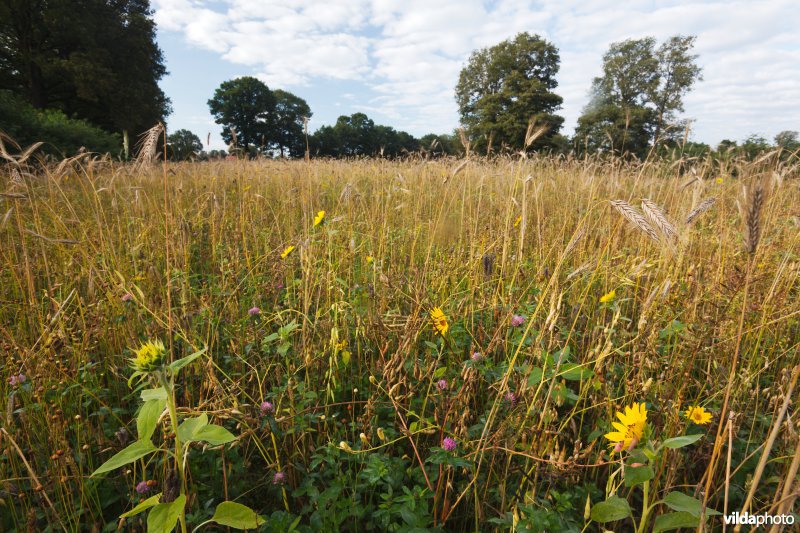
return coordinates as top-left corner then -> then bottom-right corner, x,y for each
272,89 -> 311,157
774,130 -> 799,151
575,36 -> 701,158
420,133 -> 462,157
0,0 -> 171,154
208,77 -> 276,153
455,32 -> 564,153
310,113 -> 419,157
740,134 -> 770,159
167,129 -> 202,160
716,139 -> 738,153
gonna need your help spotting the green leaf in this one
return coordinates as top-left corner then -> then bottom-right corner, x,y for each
590,495 -> 632,523
168,347 -> 207,374
527,367 -> 544,386
193,424 -> 236,446
662,491 -> 720,517
137,398 -> 166,441
120,493 -> 162,518
210,501 -> 266,529
624,465 -> 654,487
433,367 -> 447,379
660,434 -> 703,450
177,414 -> 208,444
141,387 -> 167,402
92,439 -> 157,476
653,512 -> 700,532
558,363 -> 594,381
147,495 -> 186,533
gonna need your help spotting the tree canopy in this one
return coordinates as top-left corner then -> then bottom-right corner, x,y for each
310,113 -> 420,157
455,32 -> 564,153
167,128 -> 202,160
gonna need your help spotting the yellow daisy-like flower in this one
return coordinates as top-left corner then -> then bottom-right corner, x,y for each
366,256 -> 373,264
605,402 -> 648,451
513,215 -> 522,227
313,210 -> 326,226
130,339 -> 166,372
281,245 -> 295,259
430,307 -> 449,336
684,405 -> 712,425
716,177 -> 724,184
600,289 -> 616,303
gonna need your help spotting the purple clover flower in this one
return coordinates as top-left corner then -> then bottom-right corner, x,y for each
511,315 -> 526,327
260,401 -> 274,415
135,480 -> 151,494
121,293 -> 133,302
436,379 -> 448,391
248,306 -> 261,317
8,374 -> 26,387
471,352 -> 483,362
273,471 -> 287,485
442,437 -> 457,452
505,392 -> 517,407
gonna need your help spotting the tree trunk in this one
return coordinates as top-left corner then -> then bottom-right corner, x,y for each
123,130 -> 129,159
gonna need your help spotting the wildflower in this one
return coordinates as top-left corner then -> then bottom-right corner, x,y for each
599,290 -> 616,304
471,352 -> 483,362
272,471 -> 287,485
313,210 -> 325,226
281,245 -> 295,259
248,306 -> 260,317
260,401 -> 274,415
122,293 -> 133,302
130,340 -> 166,372
437,379 -> 448,391
442,437 -> 457,452
716,176 -> 724,184
511,314 -> 526,327
8,373 -> 26,387
430,307 -> 449,336
684,405 -> 712,425
514,215 -> 522,227
604,402 -> 648,452
377,427 -> 386,441
366,256 -> 373,264
505,392 -> 517,406
135,480 -> 152,494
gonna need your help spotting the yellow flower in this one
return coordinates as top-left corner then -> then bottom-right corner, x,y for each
684,405 -> 712,425
716,177 -> 724,184
600,289 -> 616,303
430,307 -> 449,336
605,402 -> 648,451
130,339 -> 166,372
281,245 -> 295,258
513,215 -> 522,227
366,256 -> 373,264
313,210 -> 325,226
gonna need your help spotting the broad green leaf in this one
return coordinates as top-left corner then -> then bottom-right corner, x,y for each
590,495 -> 632,523
624,465 -> 654,487
168,347 -> 207,374
653,511 -> 700,532
660,434 -> 703,450
527,367 -> 544,386
137,398 -> 166,441
559,363 -> 594,381
92,439 -> 157,476
662,491 -> 721,517
147,495 -> 185,533
433,367 -> 447,379
193,424 -> 236,446
120,493 -> 162,518
210,501 -> 266,529
141,387 -> 167,402
177,414 -> 208,444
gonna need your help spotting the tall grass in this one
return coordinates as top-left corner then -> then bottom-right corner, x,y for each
1,151 -> 798,530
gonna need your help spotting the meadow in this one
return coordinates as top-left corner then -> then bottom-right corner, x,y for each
1,151 -> 799,531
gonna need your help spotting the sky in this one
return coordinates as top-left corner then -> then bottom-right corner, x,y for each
153,0 -> 800,151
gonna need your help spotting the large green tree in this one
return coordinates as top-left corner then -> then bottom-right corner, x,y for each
167,128 -> 202,160
575,35 -> 701,158
272,89 -> 311,157
310,113 -> 419,157
455,32 -> 564,153
208,76 -> 276,153
0,0 -> 170,152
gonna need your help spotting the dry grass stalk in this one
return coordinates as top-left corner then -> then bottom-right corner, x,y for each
641,198 -> 678,241
685,197 -> 716,224
610,200 -> 660,242
135,123 -> 164,167
742,182 -> 767,254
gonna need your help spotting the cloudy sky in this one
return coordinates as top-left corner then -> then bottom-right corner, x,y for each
153,0 -> 800,150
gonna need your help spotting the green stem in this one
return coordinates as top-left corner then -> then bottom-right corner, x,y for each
160,371 -> 188,533
637,480 -> 650,533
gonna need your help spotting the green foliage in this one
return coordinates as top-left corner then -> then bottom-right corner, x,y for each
590,495 -> 632,522
0,90 -> 120,155
208,76 -> 277,153
273,89 -> 312,157
167,129 -> 203,160
455,32 -> 564,153
311,112 -> 420,157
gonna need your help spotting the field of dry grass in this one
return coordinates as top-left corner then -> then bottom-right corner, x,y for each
1,153 -> 799,531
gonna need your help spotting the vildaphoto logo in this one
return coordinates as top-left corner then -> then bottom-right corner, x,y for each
723,512 -> 795,526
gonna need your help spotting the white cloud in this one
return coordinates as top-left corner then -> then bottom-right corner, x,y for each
155,0 -> 800,144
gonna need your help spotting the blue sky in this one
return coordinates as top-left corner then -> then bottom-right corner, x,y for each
154,0 -> 800,151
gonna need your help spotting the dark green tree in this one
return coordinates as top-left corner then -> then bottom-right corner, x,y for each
0,0 -> 171,154
455,32 -> 564,153
774,130 -> 799,151
167,128 -> 202,160
272,89 -> 311,157
208,76 -> 276,153
310,113 -> 419,157
575,36 -> 701,158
